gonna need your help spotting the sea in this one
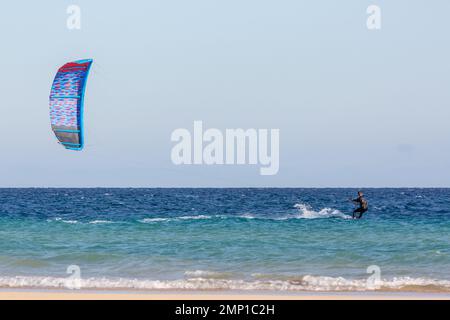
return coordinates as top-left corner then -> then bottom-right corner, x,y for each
0,188 -> 449,292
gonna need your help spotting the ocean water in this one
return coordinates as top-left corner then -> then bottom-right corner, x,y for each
0,188 -> 449,292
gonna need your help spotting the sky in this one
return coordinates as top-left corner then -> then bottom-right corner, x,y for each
0,1 -> 449,187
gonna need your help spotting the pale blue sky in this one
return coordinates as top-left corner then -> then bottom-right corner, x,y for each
1,1 -> 449,187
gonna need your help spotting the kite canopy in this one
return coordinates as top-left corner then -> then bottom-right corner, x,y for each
49,59 -> 93,150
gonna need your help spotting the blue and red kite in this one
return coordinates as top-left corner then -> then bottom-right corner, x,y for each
49,59 -> 93,150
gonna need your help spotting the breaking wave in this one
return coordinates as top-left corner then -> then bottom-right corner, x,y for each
0,274 -> 449,292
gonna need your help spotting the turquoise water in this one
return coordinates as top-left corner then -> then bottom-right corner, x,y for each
0,188 -> 449,292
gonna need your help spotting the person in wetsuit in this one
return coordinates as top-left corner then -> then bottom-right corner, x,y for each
350,191 -> 368,219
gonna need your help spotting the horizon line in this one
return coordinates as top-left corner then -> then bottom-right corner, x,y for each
1,186 -> 449,189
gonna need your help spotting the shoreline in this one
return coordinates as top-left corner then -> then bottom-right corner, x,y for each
1,289 -> 450,300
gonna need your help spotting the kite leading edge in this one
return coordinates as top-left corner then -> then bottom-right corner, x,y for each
49,59 -> 93,151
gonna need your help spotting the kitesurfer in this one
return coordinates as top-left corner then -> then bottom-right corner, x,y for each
350,191 -> 368,219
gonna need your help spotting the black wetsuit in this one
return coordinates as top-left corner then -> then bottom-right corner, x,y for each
352,196 -> 368,219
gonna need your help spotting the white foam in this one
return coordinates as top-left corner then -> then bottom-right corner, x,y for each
237,213 -> 257,219
88,220 -> 114,224
178,215 -> 212,220
61,220 -> 78,224
108,205 -> 353,225
49,205 -> 350,226
139,218 -> 170,223
294,203 -> 352,220
184,270 -> 232,279
0,275 -> 449,292
48,218 -> 114,225
235,205 -> 351,221
50,218 -> 79,224
236,213 -> 294,221
139,215 -> 214,223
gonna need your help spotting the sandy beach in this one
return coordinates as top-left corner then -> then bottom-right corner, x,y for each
1,290 -> 450,300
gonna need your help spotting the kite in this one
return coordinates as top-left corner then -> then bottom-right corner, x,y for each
49,59 -> 93,150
